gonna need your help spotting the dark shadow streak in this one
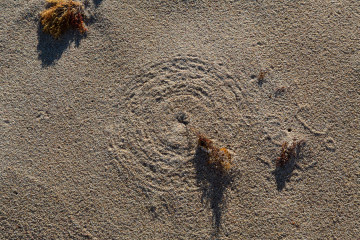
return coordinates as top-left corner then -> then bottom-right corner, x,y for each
191,148 -> 233,236
37,22 -> 85,67
93,0 -> 103,7
272,143 -> 305,191
272,161 -> 297,191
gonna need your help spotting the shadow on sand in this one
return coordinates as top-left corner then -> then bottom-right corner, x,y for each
272,142 -> 305,191
272,160 -> 298,191
192,148 -> 233,237
93,0 -> 103,7
37,22 -> 85,67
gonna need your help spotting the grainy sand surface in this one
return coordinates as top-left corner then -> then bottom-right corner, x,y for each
1,0 -> 359,239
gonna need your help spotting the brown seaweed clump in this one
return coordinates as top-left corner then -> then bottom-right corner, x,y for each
40,0 -> 87,39
197,134 -> 232,172
276,139 -> 305,167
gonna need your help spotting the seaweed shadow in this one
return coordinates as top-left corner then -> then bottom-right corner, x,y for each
192,147 -> 233,235
93,0 -> 103,7
37,22 -> 85,66
272,141 -> 305,191
272,159 -> 298,191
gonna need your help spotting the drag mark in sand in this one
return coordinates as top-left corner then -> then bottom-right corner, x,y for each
295,104 -> 329,135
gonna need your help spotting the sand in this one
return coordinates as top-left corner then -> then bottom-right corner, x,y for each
1,0 -> 359,239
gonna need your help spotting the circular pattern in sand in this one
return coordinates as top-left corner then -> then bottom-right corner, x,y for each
110,55 -> 251,193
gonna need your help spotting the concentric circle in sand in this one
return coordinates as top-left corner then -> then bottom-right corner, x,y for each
109,55 -> 251,193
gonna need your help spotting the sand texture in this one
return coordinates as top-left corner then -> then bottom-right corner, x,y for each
1,0 -> 359,239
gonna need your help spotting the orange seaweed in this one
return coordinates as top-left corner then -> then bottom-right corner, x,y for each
40,0 -> 87,39
196,132 -> 232,172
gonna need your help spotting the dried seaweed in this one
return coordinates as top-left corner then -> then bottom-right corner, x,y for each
276,139 -> 305,167
197,133 -> 232,173
40,0 -> 87,39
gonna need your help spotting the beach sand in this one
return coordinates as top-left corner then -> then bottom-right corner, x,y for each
1,0 -> 359,239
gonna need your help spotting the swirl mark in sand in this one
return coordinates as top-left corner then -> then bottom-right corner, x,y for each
296,104 -> 329,135
108,55 -> 251,194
